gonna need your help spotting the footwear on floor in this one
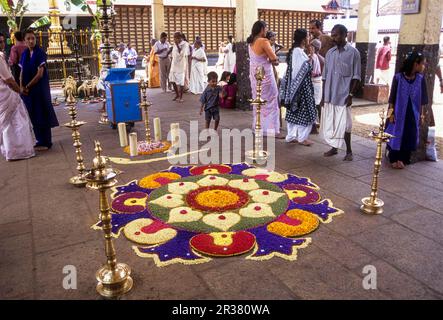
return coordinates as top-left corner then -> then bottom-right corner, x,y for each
392,162 -> 400,169
299,140 -> 313,146
34,146 -> 50,151
323,148 -> 338,157
343,153 -> 353,161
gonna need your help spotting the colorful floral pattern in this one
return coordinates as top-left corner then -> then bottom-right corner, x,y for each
139,172 -> 181,189
93,163 -> 343,267
241,168 -> 287,183
267,209 -> 320,237
111,191 -> 148,213
123,218 -> 177,245
148,174 -> 288,233
123,140 -> 171,156
190,231 -> 256,257
187,186 -> 249,212
283,184 -> 321,204
190,164 -> 232,175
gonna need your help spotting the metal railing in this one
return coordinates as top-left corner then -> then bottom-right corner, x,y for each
36,29 -> 100,83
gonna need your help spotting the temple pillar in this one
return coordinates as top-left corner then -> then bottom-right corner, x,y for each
151,0 -> 165,40
395,0 -> 443,162
235,0 -> 258,109
47,0 -> 72,55
355,0 -> 378,92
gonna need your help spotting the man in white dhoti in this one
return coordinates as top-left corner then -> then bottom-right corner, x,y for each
320,24 -> 361,161
169,32 -> 190,103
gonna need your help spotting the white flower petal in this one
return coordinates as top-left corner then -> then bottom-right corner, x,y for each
167,181 -> 200,195
197,175 -> 229,187
248,189 -> 285,204
239,203 -> 275,218
168,207 -> 203,223
202,212 -> 241,231
227,178 -> 260,190
149,194 -> 184,208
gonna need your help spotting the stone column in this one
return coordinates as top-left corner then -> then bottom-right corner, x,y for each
235,0 -> 258,109
151,0 -> 165,40
395,0 -> 443,162
355,0 -> 378,90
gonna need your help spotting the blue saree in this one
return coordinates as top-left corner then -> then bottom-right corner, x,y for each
19,45 -> 59,148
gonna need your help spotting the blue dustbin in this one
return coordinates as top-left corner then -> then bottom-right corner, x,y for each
105,68 -> 142,128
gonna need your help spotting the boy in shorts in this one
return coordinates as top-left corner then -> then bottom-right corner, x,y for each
199,71 -> 222,130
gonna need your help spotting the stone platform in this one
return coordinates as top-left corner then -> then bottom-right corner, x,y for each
1,88 -> 443,300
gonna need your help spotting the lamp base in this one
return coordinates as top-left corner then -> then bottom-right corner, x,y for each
69,174 -> 87,187
245,149 -> 269,164
360,197 -> 384,215
96,263 -> 133,298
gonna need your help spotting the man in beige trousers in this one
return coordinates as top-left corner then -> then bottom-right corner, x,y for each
154,32 -> 172,92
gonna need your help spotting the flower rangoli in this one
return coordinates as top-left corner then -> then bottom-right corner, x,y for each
92,163 -> 343,267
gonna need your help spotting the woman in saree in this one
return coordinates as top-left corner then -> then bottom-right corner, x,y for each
20,30 -> 59,150
247,21 -> 283,138
189,39 -> 208,94
148,39 -> 160,88
220,73 -> 237,109
280,29 -> 317,146
0,51 -> 35,161
385,52 -> 428,169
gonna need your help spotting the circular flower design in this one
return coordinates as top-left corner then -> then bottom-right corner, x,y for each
147,174 -> 288,233
187,186 -> 249,212
93,164 -> 343,267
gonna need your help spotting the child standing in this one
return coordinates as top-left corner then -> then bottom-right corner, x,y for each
200,72 -> 222,130
385,52 -> 428,169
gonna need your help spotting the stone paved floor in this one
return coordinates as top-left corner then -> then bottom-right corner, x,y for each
1,88 -> 443,300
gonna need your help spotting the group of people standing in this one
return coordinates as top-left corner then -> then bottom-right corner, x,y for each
111,42 -> 138,78
0,30 -> 58,161
140,33 -> 237,104
0,20 -> 433,169
246,19 -> 358,157
138,32 -> 208,99
247,19 -> 430,168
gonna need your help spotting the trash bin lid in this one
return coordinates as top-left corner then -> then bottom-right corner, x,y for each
104,68 -> 133,82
